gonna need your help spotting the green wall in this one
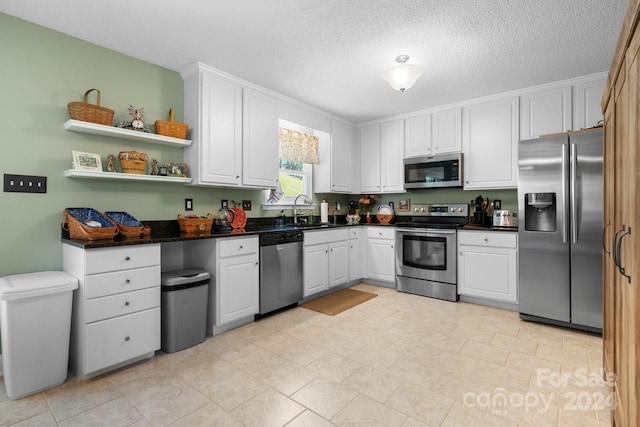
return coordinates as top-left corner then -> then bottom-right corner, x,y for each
0,14 -> 264,277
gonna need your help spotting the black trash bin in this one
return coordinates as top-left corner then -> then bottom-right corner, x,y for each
160,268 -> 209,353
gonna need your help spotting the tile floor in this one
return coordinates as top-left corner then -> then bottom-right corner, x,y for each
0,283 -> 611,426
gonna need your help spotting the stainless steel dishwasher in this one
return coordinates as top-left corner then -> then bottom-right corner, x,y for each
258,230 -> 304,316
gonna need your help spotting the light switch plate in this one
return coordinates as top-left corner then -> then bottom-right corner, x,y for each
185,198 -> 193,211
4,174 -> 47,193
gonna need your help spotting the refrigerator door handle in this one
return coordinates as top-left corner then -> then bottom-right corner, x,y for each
570,143 -> 578,244
602,222 -> 611,255
616,226 -> 632,283
561,143 -> 569,244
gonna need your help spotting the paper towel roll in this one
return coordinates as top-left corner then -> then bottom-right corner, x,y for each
320,201 -> 329,223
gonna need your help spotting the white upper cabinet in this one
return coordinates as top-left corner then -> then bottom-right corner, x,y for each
242,87 -> 279,188
360,120 -> 405,193
184,66 -> 243,186
360,124 -> 382,193
380,119 -> 405,193
573,75 -> 606,130
463,96 -> 519,189
520,86 -> 572,140
183,64 -> 278,189
404,113 -> 432,158
314,120 -> 354,193
432,107 -> 462,153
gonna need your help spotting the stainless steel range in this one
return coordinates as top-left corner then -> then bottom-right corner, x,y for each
395,203 -> 469,302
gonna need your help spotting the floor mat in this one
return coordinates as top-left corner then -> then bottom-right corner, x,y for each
301,288 -> 378,316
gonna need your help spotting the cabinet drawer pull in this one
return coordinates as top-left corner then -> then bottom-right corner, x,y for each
125,256 -> 131,261
484,238 -> 488,242
125,279 -> 131,284
239,245 -> 243,250
124,301 -> 130,306
124,336 -> 130,342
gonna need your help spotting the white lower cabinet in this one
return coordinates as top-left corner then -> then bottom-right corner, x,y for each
303,229 -> 349,297
182,236 -> 259,335
63,243 -> 161,378
348,227 -> 364,282
366,227 -> 396,283
457,230 -> 518,303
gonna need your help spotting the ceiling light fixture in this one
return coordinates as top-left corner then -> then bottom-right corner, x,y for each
383,55 -> 424,93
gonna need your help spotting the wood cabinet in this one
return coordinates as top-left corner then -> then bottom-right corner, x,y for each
601,2 -> 640,425
63,244 -> 161,378
303,229 -> 349,297
462,96 -> 519,189
366,227 -> 395,283
457,230 -> 518,303
359,120 -> 405,193
183,64 -> 278,188
314,120 -> 354,193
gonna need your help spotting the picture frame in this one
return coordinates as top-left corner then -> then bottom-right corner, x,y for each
72,150 -> 103,171
398,198 -> 410,212
159,166 -> 168,176
165,162 -> 188,177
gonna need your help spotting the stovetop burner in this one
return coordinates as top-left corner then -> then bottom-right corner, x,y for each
396,203 -> 469,229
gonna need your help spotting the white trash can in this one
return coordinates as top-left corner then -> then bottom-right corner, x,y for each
0,271 -> 78,399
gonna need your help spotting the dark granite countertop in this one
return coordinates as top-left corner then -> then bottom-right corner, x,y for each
61,218 -> 396,249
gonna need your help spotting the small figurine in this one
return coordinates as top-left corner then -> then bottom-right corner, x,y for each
150,159 -> 159,175
128,105 -> 145,131
107,154 -> 116,172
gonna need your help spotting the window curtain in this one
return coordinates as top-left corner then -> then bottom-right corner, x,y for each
279,127 -> 319,164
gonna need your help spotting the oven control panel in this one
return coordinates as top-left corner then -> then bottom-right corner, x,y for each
412,203 -> 468,217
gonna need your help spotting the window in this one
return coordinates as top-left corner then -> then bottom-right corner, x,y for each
264,121 -> 318,208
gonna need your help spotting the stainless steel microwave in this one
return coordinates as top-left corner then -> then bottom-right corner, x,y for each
403,153 -> 463,189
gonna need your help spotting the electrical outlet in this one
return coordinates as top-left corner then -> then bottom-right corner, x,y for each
185,198 -> 193,211
389,201 -> 394,211
4,174 -> 47,193
221,199 -> 228,209
242,200 -> 252,211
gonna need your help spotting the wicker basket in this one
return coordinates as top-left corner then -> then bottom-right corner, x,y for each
67,89 -> 115,126
104,211 -> 148,238
155,108 -> 188,139
63,208 -> 119,240
119,151 -> 148,174
178,214 -> 213,233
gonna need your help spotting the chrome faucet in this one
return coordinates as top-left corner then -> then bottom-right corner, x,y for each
293,194 -> 310,224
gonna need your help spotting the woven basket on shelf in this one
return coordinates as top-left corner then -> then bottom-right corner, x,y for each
178,214 -> 213,233
67,89 -> 115,126
104,211 -> 148,238
62,208 -> 119,240
155,108 -> 188,139
119,151 -> 148,174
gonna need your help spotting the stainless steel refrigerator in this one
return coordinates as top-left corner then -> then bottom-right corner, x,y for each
517,129 -> 603,333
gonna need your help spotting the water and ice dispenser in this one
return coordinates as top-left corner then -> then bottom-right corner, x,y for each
524,193 -> 556,232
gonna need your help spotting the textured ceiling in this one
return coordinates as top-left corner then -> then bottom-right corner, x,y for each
0,0 -> 628,123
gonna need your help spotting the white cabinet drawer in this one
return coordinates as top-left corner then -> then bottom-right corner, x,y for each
304,228 -> 348,246
366,226 -> 395,240
348,228 -> 361,240
84,308 -> 160,375
85,287 -> 160,323
85,244 -> 160,274
84,266 -> 160,299
458,231 -> 517,248
218,237 -> 258,257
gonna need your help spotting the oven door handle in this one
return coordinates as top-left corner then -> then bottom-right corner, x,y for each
396,228 -> 457,236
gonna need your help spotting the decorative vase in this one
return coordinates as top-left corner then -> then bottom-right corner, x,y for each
366,212 -> 372,223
